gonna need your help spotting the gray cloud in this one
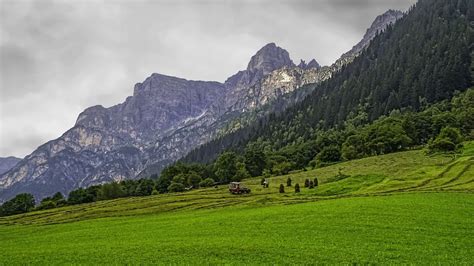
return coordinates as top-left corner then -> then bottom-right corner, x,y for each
0,0 -> 416,158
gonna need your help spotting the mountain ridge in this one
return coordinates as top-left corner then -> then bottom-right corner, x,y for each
0,9 -> 404,202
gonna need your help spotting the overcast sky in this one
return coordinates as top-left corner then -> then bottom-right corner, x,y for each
0,0 -> 416,158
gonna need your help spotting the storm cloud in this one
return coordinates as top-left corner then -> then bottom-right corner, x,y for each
0,0 -> 416,157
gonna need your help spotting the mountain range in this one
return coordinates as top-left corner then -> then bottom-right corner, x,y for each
0,10 -> 404,202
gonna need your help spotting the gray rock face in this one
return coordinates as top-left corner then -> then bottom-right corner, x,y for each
297,59 -> 321,70
0,157 -> 21,175
334,9 -> 404,70
0,10 -> 403,203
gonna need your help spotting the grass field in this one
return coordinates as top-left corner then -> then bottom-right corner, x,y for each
0,142 -> 473,264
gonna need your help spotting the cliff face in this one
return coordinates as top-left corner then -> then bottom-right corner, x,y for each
0,11 -> 403,202
0,157 -> 21,176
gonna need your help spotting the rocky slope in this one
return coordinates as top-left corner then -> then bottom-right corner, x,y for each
0,157 -> 21,175
0,10 -> 403,202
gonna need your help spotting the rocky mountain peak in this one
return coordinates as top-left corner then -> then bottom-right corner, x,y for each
347,9 -> 404,57
246,43 -> 295,75
298,59 -> 320,70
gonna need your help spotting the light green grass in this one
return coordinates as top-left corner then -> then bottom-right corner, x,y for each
0,142 -> 473,264
0,193 -> 472,264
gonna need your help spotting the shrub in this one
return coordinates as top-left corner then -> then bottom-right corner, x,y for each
0,193 -> 35,217
37,200 -> 56,210
287,177 -> 292,187
167,182 -> 185,193
199,178 -> 215,188
279,184 -> 285,193
187,172 -> 202,188
272,162 -> 293,176
428,127 -> 463,153
295,183 -> 300,193
315,146 -> 342,167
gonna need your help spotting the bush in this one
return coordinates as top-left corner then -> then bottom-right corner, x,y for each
199,178 -> 215,188
295,183 -> 300,193
187,172 -> 202,188
272,162 -> 293,176
279,184 -> 285,193
167,182 -> 185,192
0,193 -> 35,217
37,200 -> 56,210
315,146 -> 341,167
287,177 -> 292,187
428,127 -> 463,153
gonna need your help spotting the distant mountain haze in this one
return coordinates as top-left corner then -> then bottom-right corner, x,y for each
0,10 -> 403,202
0,157 -> 21,176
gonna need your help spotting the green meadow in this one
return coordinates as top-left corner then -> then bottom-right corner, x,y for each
0,142 -> 473,264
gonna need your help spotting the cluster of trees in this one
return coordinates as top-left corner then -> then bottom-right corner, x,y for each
183,0 -> 473,165
1,89 -> 470,217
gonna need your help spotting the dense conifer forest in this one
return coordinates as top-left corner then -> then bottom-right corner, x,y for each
184,0 -> 473,163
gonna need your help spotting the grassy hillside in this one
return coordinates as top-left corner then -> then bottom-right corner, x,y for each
0,142 -> 472,264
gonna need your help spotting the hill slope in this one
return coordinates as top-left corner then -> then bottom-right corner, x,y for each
0,142 -> 472,263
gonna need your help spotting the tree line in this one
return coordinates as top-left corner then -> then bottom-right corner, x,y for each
1,88 -> 471,217
183,0 -> 473,164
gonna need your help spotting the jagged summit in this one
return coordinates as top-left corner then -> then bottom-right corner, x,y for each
0,10 -> 407,203
344,9 -> 404,58
298,59 -> 321,70
246,43 -> 295,75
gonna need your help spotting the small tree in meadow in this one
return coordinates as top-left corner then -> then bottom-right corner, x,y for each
279,184 -> 285,193
304,179 -> 310,187
295,183 -> 300,193
287,177 -> 292,187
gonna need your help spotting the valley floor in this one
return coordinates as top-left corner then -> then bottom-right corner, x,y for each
0,142 -> 473,264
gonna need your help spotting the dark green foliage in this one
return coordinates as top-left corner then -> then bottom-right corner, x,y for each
314,178 -> 319,187
279,184 -> 285,193
199,178 -> 215,188
304,179 -> 310,188
68,188 -> 96,205
309,180 -> 314,189
187,172 -> 202,188
233,162 -> 250,182
428,127 -> 464,153
214,151 -> 239,183
51,192 -> 64,202
168,182 -> 185,193
287,177 -> 292,187
315,146 -> 341,167
0,193 -> 35,216
37,200 -> 56,210
135,179 -> 155,196
38,192 -> 65,210
244,143 -> 267,177
97,182 -> 125,201
272,162 -> 293,176
155,176 -> 171,194
295,183 -> 300,193
183,0 -> 472,165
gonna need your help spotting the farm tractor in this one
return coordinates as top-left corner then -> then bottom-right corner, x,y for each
228,182 -> 251,194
